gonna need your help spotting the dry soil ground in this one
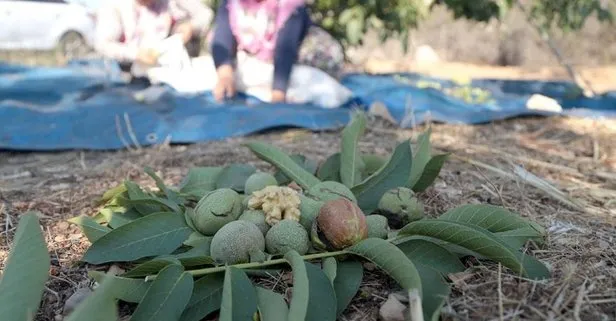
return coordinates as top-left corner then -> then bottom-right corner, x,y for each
2,7 -> 616,319
0,74 -> 615,320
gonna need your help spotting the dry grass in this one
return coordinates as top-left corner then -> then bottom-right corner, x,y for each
1,114 -> 615,320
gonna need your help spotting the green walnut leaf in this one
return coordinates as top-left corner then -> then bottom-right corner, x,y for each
103,208 -> 143,229
219,267 -> 259,321
97,183 -> 127,205
216,164 -> 257,192
399,220 -> 550,280
82,212 -> 192,264
183,232 -> 212,248
0,212 -> 50,321
180,274 -> 225,321
322,257 -> 338,285
256,287 -> 289,321
88,271 -> 150,303
178,167 -> 223,199
347,238 -> 422,293
332,260 -> 364,316
438,204 -> 545,235
67,215 -> 112,243
414,263 -> 451,321
124,180 -> 180,214
122,257 -> 181,278
361,154 -> 387,177
352,140 -> 413,214
495,227 -> 547,249
390,238 -> 459,321
411,154 -> 449,193
408,128 -> 433,189
316,153 -> 342,182
285,251 -> 337,321
173,247 -> 215,267
396,238 -> 466,275
131,264 -> 194,321
245,142 -> 321,189
340,111 -> 367,187
275,154 -> 319,185
65,274 -> 118,321
144,166 -> 184,205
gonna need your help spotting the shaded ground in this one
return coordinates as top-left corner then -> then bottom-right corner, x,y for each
1,112 -> 615,320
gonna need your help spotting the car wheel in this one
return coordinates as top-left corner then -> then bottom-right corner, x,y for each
56,31 -> 89,62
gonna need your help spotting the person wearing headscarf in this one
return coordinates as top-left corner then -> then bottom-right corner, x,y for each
210,0 -> 344,103
96,0 -> 214,69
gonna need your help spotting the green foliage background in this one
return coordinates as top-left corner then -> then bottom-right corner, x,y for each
202,0 -> 613,51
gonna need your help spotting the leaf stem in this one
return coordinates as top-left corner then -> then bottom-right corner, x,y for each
144,250 -> 348,281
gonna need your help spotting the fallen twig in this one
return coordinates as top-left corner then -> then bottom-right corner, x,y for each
115,115 -> 137,152
498,264 -> 504,321
408,288 -> 424,321
444,143 -> 584,178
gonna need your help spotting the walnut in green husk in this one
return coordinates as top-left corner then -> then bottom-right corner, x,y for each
298,195 -> 324,231
377,187 -> 424,229
311,198 -> 368,251
366,215 -> 389,239
248,186 -> 301,226
210,221 -> 266,265
238,210 -> 270,236
193,188 -> 243,236
265,220 -> 310,255
244,172 -> 278,196
306,181 -> 357,203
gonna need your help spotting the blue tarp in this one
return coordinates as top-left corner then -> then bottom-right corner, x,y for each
1,59 -> 615,151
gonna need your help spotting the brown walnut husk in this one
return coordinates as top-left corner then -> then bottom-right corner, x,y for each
311,198 -> 368,250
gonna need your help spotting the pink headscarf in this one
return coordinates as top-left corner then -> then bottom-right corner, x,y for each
228,0 -> 305,62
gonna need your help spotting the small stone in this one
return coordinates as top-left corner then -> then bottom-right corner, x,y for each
379,294 -> 407,321
599,240 -> 610,250
57,222 -> 70,230
47,293 -> 58,304
107,265 -> 125,276
63,287 -> 93,316
68,234 -> 82,241
55,314 -> 63,321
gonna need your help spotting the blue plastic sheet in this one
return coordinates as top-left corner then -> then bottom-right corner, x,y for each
343,73 -> 616,126
1,59 -> 615,151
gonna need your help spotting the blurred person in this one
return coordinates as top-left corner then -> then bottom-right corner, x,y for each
210,0 -> 345,103
95,0 -> 213,73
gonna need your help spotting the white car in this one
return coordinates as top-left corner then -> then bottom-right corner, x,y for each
0,0 -> 97,59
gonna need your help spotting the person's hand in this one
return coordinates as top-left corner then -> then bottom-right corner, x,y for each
271,90 -> 286,103
214,65 -> 235,101
136,47 -> 159,65
174,22 -> 194,44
